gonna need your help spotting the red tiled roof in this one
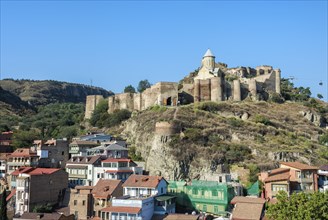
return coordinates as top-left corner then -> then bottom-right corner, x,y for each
8,148 -> 38,158
28,168 -> 59,175
280,162 -> 318,170
6,189 -> 16,201
231,196 -> 266,205
11,167 -> 35,176
264,172 -> 290,183
0,153 -> 11,160
105,170 -> 133,173
232,203 -> 264,220
122,174 -> 166,188
269,168 -> 290,175
101,206 -> 141,214
11,167 -> 60,176
92,179 -> 122,199
102,158 -> 132,163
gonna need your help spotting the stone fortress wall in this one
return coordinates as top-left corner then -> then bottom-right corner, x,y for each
85,95 -> 104,119
84,49 -> 281,119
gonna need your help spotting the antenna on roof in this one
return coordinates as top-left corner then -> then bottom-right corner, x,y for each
90,79 -> 93,87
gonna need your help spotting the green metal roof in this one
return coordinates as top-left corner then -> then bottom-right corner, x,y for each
247,180 -> 260,196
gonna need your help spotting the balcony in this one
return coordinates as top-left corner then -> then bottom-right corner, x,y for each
17,186 -> 29,191
69,174 -> 87,179
296,177 -> 313,183
69,148 -> 79,154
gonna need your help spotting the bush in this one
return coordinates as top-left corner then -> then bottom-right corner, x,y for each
128,146 -> 144,161
269,92 -> 284,103
228,118 -> 243,127
319,133 -> 328,145
197,102 -> 225,113
149,105 -> 167,112
254,114 -> 273,126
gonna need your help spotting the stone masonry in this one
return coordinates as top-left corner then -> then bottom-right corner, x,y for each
84,49 -> 282,118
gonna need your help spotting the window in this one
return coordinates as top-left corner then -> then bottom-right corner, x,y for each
272,184 -> 288,192
89,170 -> 91,175
296,171 -> 301,179
82,200 -> 85,206
74,200 -> 77,205
161,187 -> 163,194
192,188 -> 198,195
219,176 -> 222,182
201,190 -> 205,196
203,205 -> 207,212
214,206 -> 218,213
62,151 -> 64,155
212,190 -> 218,197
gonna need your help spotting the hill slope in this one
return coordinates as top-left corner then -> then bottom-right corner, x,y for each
0,86 -> 34,116
120,101 -> 328,181
0,79 -> 114,106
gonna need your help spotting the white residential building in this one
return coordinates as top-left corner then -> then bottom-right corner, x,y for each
99,175 -> 175,220
93,158 -> 143,185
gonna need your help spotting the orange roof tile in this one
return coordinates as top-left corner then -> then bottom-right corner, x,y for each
92,179 -> 122,199
280,162 -> 318,170
11,167 -> 60,176
231,196 -> 266,205
8,148 -> 38,158
232,203 -> 264,220
122,174 -> 166,188
0,153 -> 11,160
100,206 -> 141,214
269,168 -> 290,175
6,189 -> 16,201
264,172 -> 290,183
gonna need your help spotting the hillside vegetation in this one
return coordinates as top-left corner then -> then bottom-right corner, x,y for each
0,79 -> 113,106
120,100 -> 328,181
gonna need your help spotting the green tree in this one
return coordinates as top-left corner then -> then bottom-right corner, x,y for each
12,130 -> 40,148
317,93 -> 323,99
124,85 -> 136,93
281,78 -> 312,102
0,190 -> 8,220
247,164 -> 260,184
89,99 -> 109,127
266,191 -> 328,220
137,79 -> 151,93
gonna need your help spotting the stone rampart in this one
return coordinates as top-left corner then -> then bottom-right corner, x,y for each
84,95 -> 104,119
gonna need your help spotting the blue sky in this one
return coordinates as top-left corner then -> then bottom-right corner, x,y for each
1,1 -> 327,100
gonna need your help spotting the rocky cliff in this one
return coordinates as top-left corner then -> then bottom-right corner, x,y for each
0,79 -> 114,106
120,101 -> 328,181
